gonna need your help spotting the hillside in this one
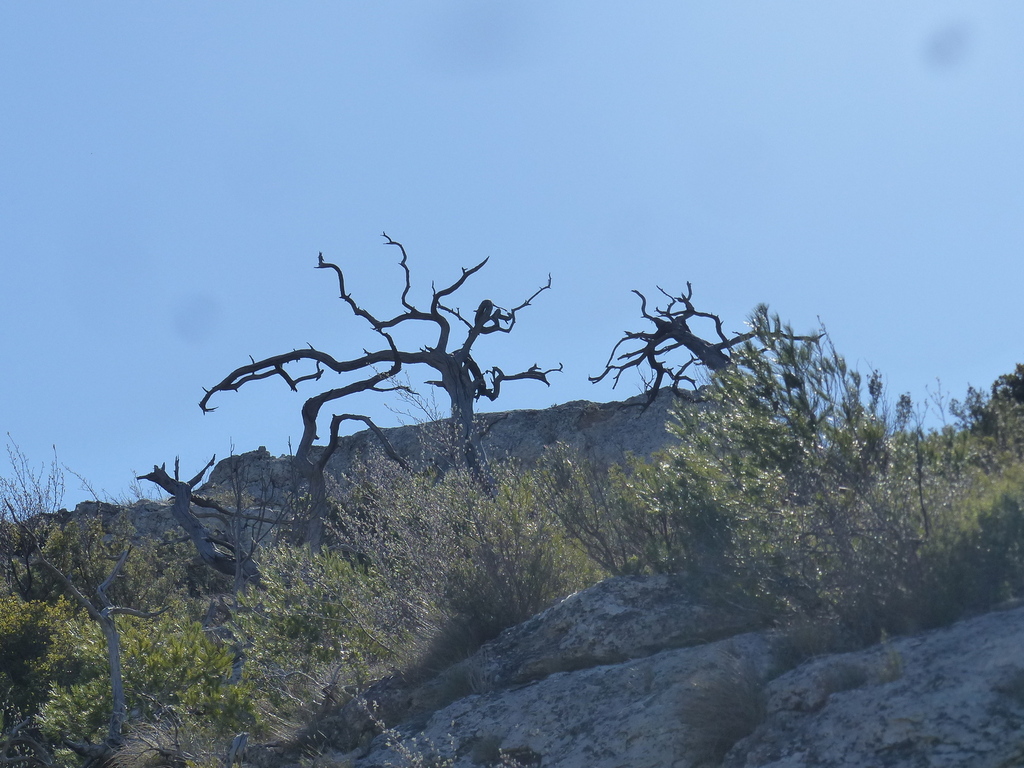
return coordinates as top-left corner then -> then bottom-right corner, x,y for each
4,347 -> 1024,768
337,576 -> 1024,768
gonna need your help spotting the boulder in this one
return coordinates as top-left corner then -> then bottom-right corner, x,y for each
343,583 -> 1024,768
725,602 -> 1024,768
197,390 -> 689,507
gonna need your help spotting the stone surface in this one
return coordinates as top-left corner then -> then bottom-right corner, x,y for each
724,604 -> 1024,768
300,574 -> 766,761
358,632 -> 775,768
198,390 -> 689,507
341,581 -> 1024,768
472,574 -> 767,689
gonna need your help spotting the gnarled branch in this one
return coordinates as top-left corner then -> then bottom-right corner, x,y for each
593,283 -> 819,407
200,234 -> 558,545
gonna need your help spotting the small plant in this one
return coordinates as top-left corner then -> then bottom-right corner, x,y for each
468,732 -> 503,765
680,649 -> 766,766
876,636 -> 904,684
418,657 -> 493,715
771,616 -> 847,673
820,662 -> 869,696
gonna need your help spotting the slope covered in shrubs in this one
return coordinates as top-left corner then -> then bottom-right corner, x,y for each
3,317 -> 1024,767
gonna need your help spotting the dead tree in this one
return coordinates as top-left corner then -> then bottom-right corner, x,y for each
592,283 -> 818,407
138,458 -> 261,585
1,718 -> 55,768
28,541 -> 162,767
199,234 -> 559,547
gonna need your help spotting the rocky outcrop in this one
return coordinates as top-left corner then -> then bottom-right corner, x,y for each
330,578 -> 1024,768
299,575 -> 770,767
72,392 -> 686,545
197,390 -> 690,506
726,601 -> 1024,768
459,574 -> 766,690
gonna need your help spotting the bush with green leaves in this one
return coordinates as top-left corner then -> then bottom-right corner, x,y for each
917,462 -> 1024,624
584,309 -> 1024,640
0,597 -> 81,728
332,451 -> 601,672
441,464 -> 601,646
233,543 -> 399,720
38,610 -> 254,747
539,444 -> 668,576
601,308 -> 931,636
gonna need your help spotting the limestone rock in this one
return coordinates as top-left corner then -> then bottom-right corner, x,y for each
343,580 -> 1024,768
724,604 -> 1024,768
473,574 -> 766,688
356,632 -> 776,768
198,391 -> 689,507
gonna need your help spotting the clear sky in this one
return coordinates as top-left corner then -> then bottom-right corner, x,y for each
2,2 -> 1022,505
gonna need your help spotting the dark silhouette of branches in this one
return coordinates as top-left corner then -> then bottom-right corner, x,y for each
593,283 -> 818,407
138,458 -> 261,584
199,234 -> 559,546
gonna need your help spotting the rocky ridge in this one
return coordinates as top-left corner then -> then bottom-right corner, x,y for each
81,391 -> 685,537
202,389 -> 688,506
323,578 -> 1024,768
59,391 -> 1024,767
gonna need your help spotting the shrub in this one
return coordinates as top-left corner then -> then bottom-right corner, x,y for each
39,611 -> 254,746
443,465 -> 599,642
332,452 -> 601,672
627,310 -> 924,637
540,445 -> 672,575
233,543 -> 400,735
0,597 -> 80,727
918,463 -> 1024,624
681,649 -> 766,766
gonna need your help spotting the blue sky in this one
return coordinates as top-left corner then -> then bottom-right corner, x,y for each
2,2 -> 1022,503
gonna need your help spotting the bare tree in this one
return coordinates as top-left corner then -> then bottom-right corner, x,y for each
199,234 -> 560,547
0,443 -> 65,600
138,458 -> 261,585
592,283 -> 819,407
26,539 -> 162,767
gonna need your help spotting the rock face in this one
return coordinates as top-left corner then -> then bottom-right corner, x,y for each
726,602 -> 1024,768
78,392 -> 684,544
199,390 -> 689,505
337,578 -> 1024,768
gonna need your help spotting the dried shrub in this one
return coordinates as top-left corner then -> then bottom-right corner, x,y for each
681,650 -> 766,766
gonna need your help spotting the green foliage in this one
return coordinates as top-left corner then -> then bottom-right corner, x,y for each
332,450 -> 601,672
36,518 -> 196,611
0,597 -> 80,726
540,445 -> 668,575
39,611 -> 254,744
918,463 -> 1024,623
235,544 -> 394,683
573,314 -> 1024,641
442,465 -> 601,644
633,309 -> 921,630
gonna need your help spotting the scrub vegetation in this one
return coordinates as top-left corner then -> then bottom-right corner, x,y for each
3,298 -> 1024,768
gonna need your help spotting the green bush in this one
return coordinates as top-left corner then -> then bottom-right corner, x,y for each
235,544 -> 396,684
540,445 -> 670,575
332,452 -> 601,672
39,611 -> 254,745
918,464 -> 1024,623
589,308 -> 934,638
442,465 -> 601,645
0,597 -> 80,726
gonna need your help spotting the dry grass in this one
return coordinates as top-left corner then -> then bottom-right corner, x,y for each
681,649 -> 767,767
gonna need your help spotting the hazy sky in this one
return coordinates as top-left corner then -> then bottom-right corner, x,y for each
2,2 -> 1022,504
